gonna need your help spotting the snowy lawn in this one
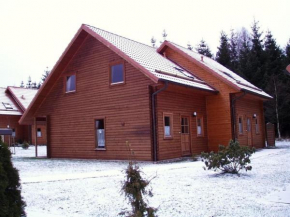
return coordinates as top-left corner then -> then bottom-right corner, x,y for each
12,141 -> 290,217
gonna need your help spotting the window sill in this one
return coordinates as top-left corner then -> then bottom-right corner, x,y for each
95,148 -> 106,151
110,82 -> 125,86
164,137 -> 173,140
65,90 -> 76,94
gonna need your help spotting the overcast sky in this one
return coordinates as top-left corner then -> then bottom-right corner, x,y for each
0,0 -> 289,87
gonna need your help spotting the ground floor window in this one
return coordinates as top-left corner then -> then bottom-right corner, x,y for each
196,116 -> 204,137
255,116 -> 259,134
12,129 -> 16,137
238,116 -> 243,134
95,119 -> 105,148
37,128 -> 42,137
163,113 -> 173,139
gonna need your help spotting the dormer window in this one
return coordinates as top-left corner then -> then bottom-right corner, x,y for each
2,102 -> 13,109
66,74 -> 76,92
110,63 -> 125,85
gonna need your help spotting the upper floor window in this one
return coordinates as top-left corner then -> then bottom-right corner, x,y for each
66,74 -> 76,92
110,63 -> 124,84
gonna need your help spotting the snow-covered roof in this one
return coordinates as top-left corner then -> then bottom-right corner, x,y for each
7,86 -> 38,110
162,42 -> 272,98
85,25 -> 216,92
0,87 -> 22,116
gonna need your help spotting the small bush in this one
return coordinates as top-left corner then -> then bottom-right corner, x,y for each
201,140 -> 255,174
21,141 -> 29,150
120,141 -> 157,217
0,137 -> 26,216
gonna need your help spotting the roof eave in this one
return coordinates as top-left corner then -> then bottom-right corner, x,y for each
158,78 -> 219,94
241,89 -> 273,100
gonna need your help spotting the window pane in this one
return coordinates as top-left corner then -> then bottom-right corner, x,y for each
247,118 -> 251,132
184,126 -> 189,134
66,75 -> 76,92
239,118 -> 243,134
96,119 -> 105,147
37,128 -> 42,137
165,126 -> 171,136
197,126 -> 202,135
111,64 -> 124,83
164,116 -> 170,126
12,129 -> 15,137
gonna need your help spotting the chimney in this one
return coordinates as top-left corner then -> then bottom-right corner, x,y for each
201,55 -> 204,62
21,95 -> 25,99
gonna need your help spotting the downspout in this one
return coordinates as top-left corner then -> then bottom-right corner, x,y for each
231,91 -> 247,141
152,81 -> 168,162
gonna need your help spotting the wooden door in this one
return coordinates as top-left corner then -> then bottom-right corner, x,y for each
181,116 -> 191,156
246,117 -> 252,146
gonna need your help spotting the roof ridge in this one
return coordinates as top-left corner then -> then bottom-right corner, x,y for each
84,24 -> 156,50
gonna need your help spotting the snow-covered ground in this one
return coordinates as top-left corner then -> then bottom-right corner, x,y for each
12,141 -> 290,217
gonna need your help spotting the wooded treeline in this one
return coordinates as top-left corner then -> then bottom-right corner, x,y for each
195,20 -> 290,138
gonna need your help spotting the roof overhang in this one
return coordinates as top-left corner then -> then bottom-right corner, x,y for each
241,89 -> 272,101
0,128 -> 12,135
158,41 -> 242,92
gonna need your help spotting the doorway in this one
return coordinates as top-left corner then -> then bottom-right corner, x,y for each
181,116 -> 191,156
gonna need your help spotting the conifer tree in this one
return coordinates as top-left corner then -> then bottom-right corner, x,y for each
248,20 -> 265,88
216,31 -> 231,68
0,138 -> 26,216
285,39 -> 290,64
196,39 -> 213,58
238,32 -> 251,79
151,37 -> 156,47
187,42 -> 193,51
20,81 -> 24,88
229,29 -> 239,72
41,67 -> 50,84
263,31 -> 285,139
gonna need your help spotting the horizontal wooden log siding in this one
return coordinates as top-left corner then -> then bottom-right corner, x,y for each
235,95 -> 265,148
34,35 -> 155,160
156,84 -> 209,160
164,47 -> 236,151
0,115 -> 30,144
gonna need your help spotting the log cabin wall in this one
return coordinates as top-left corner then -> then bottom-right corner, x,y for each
156,84 -> 209,160
235,95 -> 265,148
0,115 -> 26,144
34,35 -> 155,160
163,47 -> 237,151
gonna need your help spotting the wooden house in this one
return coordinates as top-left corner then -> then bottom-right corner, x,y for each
0,86 -> 45,145
19,24 -> 272,161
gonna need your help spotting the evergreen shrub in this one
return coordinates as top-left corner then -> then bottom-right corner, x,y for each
201,140 -> 255,174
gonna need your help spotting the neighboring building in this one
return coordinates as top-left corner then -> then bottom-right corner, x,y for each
0,87 -> 45,145
19,24 -> 272,161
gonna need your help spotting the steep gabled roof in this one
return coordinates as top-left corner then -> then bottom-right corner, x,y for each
158,41 -> 272,99
20,24 -> 216,124
6,86 -> 38,111
0,87 -> 22,116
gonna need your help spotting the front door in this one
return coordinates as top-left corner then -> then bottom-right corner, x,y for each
181,116 -> 191,156
246,117 -> 252,146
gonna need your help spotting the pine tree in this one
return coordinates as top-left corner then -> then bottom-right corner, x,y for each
41,67 -> 50,84
151,37 -> 156,48
187,42 -> 193,51
0,138 -> 26,216
162,29 -> 167,42
248,20 -> 266,88
229,29 -> 239,72
263,31 -> 285,139
196,39 -> 213,58
286,39 -> 290,64
238,32 -> 251,79
26,76 -> 32,88
20,81 -> 24,88
216,31 -> 231,68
